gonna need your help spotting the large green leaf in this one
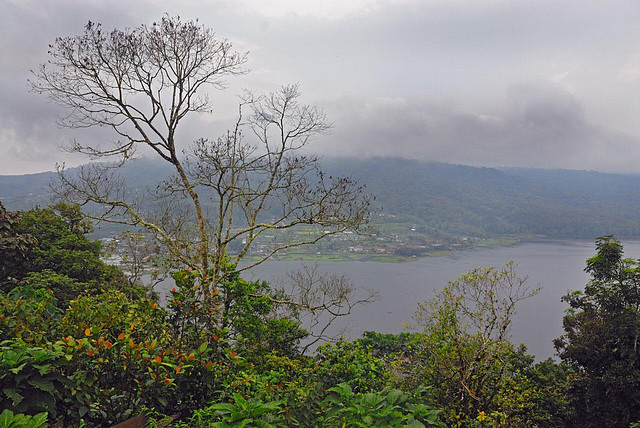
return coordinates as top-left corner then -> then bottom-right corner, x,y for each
0,409 -> 15,428
26,412 -> 48,428
3,387 -> 24,406
27,379 -> 54,393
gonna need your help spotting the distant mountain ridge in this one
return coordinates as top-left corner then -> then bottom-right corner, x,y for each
3,157 -> 640,239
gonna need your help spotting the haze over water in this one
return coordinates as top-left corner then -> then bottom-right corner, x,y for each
241,239 -> 640,359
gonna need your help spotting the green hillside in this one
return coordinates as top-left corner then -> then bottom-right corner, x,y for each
3,157 -> 640,239
323,157 -> 640,238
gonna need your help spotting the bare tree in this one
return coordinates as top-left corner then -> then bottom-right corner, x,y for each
272,265 -> 380,354
29,16 -> 372,295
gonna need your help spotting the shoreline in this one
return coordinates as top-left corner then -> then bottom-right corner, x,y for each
244,235 -> 537,264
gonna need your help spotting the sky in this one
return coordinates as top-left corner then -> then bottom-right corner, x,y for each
1,0 -> 640,174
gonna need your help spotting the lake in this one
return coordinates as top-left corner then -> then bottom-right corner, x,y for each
157,239 -> 640,359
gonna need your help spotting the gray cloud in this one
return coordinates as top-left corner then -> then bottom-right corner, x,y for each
319,83 -> 640,173
1,0 -> 640,174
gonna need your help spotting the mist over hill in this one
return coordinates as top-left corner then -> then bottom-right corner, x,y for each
2,156 -> 640,240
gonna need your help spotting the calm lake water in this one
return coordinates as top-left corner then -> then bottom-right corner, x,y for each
157,239 -> 640,359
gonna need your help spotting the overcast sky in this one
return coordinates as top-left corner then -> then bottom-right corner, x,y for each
2,0 -> 640,174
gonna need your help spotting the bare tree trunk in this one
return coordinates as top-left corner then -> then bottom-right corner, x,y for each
171,154 -> 210,279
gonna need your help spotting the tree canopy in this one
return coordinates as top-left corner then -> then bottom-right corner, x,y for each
555,235 -> 640,427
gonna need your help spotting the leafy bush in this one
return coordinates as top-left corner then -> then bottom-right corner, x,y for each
0,409 -> 47,428
174,394 -> 284,428
313,339 -> 388,393
356,331 -> 420,359
10,204 -> 132,301
555,236 -> 640,427
0,340 -> 91,426
320,383 -> 446,428
56,287 -> 235,424
0,286 -> 61,343
24,270 -> 82,308
0,203 -> 35,289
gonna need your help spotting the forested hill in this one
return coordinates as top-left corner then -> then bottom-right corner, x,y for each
3,157 -> 640,239
323,158 -> 640,238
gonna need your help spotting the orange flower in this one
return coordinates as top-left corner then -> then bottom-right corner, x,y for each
213,289 -> 219,296
188,353 -> 195,361
105,341 -> 112,349
117,332 -> 125,341
84,328 -> 91,336
150,303 -> 158,309
154,356 -> 162,363
212,335 -> 219,342
229,351 -> 238,359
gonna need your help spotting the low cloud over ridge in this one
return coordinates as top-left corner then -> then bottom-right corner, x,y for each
321,83 -> 640,173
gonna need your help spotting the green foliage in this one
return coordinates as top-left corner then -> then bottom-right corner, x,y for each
1,278 -> 237,426
320,382 -> 445,428
0,340 -> 92,426
403,264 -> 551,426
356,331 -> 420,358
150,380 -> 447,428
0,286 -> 61,343
323,157 -> 640,238
555,236 -> 640,427
56,286 -> 236,424
2,202 -> 586,427
23,270 -> 81,309
0,409 -> 47,428
520,358 -> 574,427
169,263 -> 308,363
61,289 -> 166,342
168,268 -> 223,354
11,204 -> 130,300
220,271 -> 307,360
313,339 -> 388,393
177,394 -> 284,427
0,204 -> 140,310
16,205 -> 100,279
0,202 -> 35,288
